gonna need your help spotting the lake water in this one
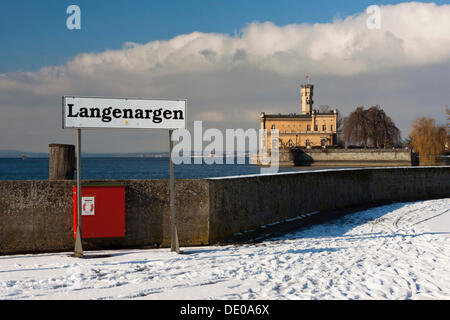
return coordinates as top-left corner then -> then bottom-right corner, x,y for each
0,157 -> 323,180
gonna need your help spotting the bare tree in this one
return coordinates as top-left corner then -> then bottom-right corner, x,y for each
343,106 -> 369,147
343,106 -> 400,148
366,105 -> 401,148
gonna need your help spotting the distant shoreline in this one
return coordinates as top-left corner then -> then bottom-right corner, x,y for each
0,152 -> 253,158
0,152 -> 171,158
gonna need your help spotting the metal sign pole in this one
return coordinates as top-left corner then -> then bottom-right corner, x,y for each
74,128 -> 84,258
169,129 -> 180,253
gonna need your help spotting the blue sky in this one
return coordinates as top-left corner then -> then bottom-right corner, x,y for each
2,0 -> 446,73
1,1 -> 449,152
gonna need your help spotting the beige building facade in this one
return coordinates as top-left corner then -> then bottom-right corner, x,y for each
260,83 -> 338,149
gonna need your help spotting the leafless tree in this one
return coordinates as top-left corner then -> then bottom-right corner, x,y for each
343,106 -> 369,147
343,106 -> 400,148
366,105 -> 401,148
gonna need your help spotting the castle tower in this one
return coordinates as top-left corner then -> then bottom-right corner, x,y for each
300,83 -> 314,115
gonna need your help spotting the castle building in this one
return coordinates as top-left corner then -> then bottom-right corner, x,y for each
260,82 -> 338,149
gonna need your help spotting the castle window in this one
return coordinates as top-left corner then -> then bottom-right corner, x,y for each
307,125 -> 311,131
314,125 -> 318,131
331,125 -> 334,131
322,124 -> 326,131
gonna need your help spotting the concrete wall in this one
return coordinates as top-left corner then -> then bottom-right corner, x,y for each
1,166 -> 449,254
0,179 -> 210,255
206,166 -> 449,242
0,180 -> 73,254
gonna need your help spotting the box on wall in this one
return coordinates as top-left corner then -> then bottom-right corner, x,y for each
73,184 -> 125,239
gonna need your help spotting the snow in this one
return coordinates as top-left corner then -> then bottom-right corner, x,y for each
1,198 -> 449,300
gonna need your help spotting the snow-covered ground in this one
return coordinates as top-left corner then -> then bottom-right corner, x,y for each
1,198 -> 449,300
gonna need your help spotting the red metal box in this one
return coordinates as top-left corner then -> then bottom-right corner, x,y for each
73,184 -> 125,238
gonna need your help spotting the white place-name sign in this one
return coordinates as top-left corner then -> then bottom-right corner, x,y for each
63,96 -> 186,129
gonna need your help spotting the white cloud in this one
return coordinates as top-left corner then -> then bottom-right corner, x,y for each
3,2 -> 450,88
0,2 -> 449,152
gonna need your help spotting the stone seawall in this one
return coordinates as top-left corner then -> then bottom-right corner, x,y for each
0,179 -> 210,255
1,166 -> 449,255
295,148 -> 412,164
251,148 -> 412,166
207,166 -> 449,242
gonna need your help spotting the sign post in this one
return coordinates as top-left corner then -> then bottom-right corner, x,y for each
62,96 -> 186,257
169,129 -> 180,253
74,128 -> 83,258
